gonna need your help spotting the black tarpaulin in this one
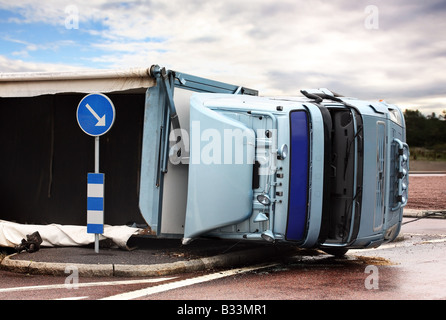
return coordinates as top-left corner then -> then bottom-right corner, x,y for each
0,93 -> 146,226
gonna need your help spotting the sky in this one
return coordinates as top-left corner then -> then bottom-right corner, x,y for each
0,0 -> 445,116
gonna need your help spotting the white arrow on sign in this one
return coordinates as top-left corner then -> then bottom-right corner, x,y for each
85,103 -> 106,127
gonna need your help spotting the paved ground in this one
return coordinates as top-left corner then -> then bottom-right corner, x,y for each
1,236 -> 297,277
1,173 -> 444,278
407,175 -> 446,210
7,237 -> 260,265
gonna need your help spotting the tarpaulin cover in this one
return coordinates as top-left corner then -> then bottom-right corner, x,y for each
0,93 -> 146,226
0,68 -> 155,98
0,219 -> 140,249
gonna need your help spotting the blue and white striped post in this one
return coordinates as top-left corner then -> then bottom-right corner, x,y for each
77,93 -> 115,253
87,172 -> 104,253
87,173 -> 104,233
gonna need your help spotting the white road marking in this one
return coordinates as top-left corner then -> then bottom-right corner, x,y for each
420,238 -> 446,244
54,296 -> 89,300
100,263 -> 278,300
0,277 -> 176,293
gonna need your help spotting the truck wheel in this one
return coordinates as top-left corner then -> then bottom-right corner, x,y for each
322,248 -> 349,257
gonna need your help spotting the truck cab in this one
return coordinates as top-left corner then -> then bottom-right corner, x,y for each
182,88 -> 409,254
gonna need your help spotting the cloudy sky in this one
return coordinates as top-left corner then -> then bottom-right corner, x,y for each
0,0 -> 445,115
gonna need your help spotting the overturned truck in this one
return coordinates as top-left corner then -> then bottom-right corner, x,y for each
0,65 -> 409,255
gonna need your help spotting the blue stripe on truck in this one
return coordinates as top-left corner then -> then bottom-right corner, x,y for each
286,111 -> 310,241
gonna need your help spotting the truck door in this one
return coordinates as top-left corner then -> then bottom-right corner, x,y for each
183,96 -> 255,241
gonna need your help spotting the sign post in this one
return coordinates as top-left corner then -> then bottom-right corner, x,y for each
76,93 -> 115,253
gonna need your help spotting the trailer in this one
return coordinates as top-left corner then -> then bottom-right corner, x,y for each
0,65 -> 409,255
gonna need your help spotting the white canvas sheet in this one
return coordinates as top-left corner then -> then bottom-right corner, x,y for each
0,220 -> 140,249
0,67 -> 155,97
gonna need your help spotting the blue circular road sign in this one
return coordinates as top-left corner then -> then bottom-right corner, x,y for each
77,93 -> 116,136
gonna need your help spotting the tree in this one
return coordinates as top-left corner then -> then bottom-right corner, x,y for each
404,109 -> 446,148
404,109 -> 427,147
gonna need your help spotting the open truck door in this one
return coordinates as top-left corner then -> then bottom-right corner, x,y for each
182,96 -> 256,242
139,66 -> 258,238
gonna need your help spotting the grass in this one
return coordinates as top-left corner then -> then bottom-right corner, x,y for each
410,159 -> 446,172
410,147 -> 446,162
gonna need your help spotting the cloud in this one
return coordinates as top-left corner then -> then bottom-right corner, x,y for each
0,55 -> 90,73
0,0 -> 444,114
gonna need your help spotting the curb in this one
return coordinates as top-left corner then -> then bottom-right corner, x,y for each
0,245 -> 297,277
0,253 -> 114,277
403,209 -> 446,219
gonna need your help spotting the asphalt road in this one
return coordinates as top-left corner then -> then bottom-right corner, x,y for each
0,217 -> 445,302
134,217 -> 446,300
1,174 -> 445,304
